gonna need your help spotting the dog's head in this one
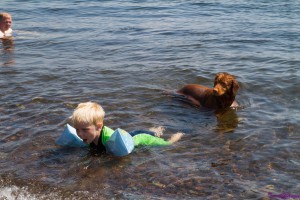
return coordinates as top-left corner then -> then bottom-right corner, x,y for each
213,72 -> 239,97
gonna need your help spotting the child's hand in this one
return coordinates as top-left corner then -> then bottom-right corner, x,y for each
168,132 -> 184,143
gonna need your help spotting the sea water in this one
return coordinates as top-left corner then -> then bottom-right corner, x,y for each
0,0 -> 299,199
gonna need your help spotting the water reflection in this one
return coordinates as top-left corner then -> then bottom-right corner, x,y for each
1,38 -> 15,66
215,108 -> 240,133
171,92 -> 241,133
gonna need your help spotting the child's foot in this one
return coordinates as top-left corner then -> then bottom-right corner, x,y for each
168,132 -> 184,143
149,126 -> 165,137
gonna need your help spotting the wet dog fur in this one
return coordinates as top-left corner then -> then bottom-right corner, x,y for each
177,72 -> 239,109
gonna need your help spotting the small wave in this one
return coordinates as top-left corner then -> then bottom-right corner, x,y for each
13,30 -> 43,40
0,185 -> 39,200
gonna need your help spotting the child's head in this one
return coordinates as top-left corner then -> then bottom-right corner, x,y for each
0,12 -> 12,32
69,102 -> 105,127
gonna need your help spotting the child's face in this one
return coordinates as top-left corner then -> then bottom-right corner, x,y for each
0,17 -> 12,31
75,123 -> 102,144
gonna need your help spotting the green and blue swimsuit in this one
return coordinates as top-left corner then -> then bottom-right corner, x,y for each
89,126 -> 171,153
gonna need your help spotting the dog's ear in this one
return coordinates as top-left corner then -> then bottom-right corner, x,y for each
231,79 -> 239,96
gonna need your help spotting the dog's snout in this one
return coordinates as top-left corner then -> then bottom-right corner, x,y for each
213,84 -> 225,96
213,88 -> 219,95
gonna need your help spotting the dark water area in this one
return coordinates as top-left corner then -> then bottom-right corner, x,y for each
0,0 -> 299,199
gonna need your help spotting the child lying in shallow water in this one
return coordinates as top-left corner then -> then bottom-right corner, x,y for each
60,102 -> 183,155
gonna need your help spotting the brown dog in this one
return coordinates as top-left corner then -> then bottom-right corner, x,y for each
177,72 -> 239,109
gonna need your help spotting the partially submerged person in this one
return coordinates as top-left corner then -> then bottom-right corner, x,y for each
68,102 -> 183,153
0,12 -> 13,38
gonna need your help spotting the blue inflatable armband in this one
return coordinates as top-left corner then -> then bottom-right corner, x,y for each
105,128 -> 134,157
56,124 -> 87,148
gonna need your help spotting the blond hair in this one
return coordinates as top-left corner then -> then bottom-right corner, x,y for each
0,13 -> 12,21
69,102 -> 105,127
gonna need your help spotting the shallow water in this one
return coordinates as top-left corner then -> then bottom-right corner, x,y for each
0,0 -> 300,199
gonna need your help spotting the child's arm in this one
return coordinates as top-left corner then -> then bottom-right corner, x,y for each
133,132 -> 183,147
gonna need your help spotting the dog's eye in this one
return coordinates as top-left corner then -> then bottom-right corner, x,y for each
221,81 -> 229,88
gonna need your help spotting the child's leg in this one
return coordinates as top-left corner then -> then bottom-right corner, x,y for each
129,130 -> 156,137
149,126 -> 165,137
168,132 -> 184,143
